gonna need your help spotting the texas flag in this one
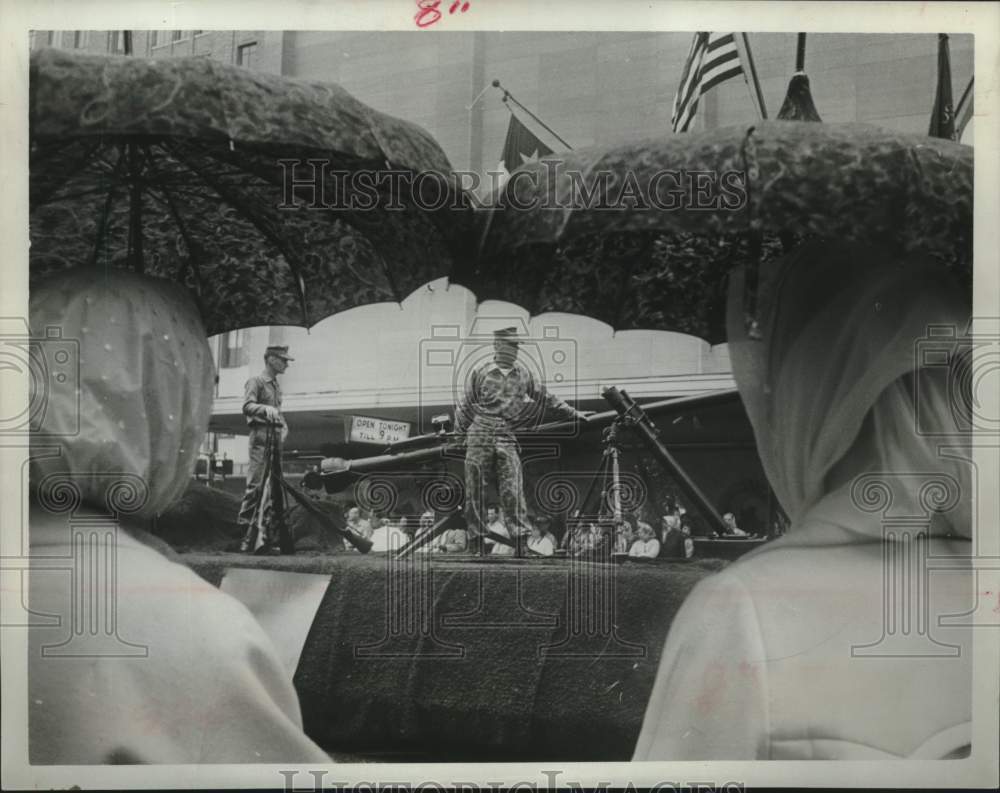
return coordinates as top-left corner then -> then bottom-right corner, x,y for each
496,113 -> 556,187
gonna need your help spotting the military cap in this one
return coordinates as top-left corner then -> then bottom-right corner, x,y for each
265,345 -> 295,361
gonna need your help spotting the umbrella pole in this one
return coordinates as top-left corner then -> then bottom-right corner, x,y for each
87,147 -> 127,269
796,33 -> 807,72
126,143 -> 145,273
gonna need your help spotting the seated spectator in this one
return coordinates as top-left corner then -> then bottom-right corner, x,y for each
483,505 -> 507,553
417,510 -> 435,534
414,510 -> 437,552
659,512 -> 687,558
559,510 -> 580,550
526,524 -> 555,556
614,521 -> 633,553
402,509 -> 423,539
535,514 -> 558,547
489,515 -> 516,557
589,520 -> 611,555
681,508 -> 710,538
345,506 -> 373,542
614,519 -> 635,553
682,523 -> 695,559
721,511 -> 749,537
369,516 -> 408,552
27,270 -> 328,764
629,522 -> 661,559
437,525 -> 469,553
568,523 -> 594,556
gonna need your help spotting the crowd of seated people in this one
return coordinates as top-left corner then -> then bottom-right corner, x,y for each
319,496 -> 768,559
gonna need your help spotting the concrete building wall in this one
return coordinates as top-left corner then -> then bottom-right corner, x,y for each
277,31 -> 972,171
35,30 -> 973,168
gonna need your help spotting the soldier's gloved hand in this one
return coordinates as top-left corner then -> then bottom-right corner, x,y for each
262,406 -> 281,424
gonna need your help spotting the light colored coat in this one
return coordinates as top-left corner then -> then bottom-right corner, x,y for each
29,515 -> 330,764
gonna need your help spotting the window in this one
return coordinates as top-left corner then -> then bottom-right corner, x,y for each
220,330 -> 250,369
73,31 -> 87,48
46,31 -> 55,46
236,41 -> 257,69
151,30 -> 166,47
109,31 -> 125,52
172,30 -> 184,42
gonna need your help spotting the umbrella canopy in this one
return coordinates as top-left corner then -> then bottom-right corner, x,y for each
30,48 -> 474,335
462,121 -> 972,344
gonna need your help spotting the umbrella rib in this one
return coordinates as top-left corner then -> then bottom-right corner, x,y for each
87,145 -> 128,269
126,143 -> 145,274
378,246 -> 403,304
141,146 -> 208,294
30,140 -> 104,208
145,186 -> 204,290
33,186 -> 118,205
164,141 -> 313,326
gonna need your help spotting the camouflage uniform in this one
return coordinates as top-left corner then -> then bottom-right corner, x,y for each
237,372 -> 284,549
456,360 -> 580,539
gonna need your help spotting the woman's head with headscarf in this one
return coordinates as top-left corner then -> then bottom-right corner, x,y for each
727,239 -> 971,536
30,270 -> 215,520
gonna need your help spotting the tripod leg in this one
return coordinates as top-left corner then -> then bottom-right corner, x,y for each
609,447 -> 623,521
577,452 -> 608,523
273,433 -> 294,555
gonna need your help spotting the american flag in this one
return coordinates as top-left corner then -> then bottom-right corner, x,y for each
671,33 -> 745,133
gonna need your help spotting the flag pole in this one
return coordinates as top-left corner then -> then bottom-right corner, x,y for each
492,79 -> 572,150
955,74 -> 974,140
740,33 -> 768,119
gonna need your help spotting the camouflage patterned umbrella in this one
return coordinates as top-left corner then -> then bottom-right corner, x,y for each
30,48 -> 474,335
462,121 -> 972,344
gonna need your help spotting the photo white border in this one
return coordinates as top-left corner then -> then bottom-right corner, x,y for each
2,0 -> 997,789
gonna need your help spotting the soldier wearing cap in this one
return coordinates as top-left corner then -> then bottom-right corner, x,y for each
455,327 -> 588,553
238,345 -> 294,553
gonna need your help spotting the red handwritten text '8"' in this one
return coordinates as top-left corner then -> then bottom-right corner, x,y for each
415,0 -> 471,28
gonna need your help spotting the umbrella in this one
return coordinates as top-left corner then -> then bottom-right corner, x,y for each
29,48 -> 474,335
461,121 -> 972,344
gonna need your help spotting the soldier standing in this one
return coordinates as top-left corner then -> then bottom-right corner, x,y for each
238,345 -> 293,553
455,327 -> 588,553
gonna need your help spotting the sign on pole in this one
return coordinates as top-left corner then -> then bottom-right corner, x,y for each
348,415 -> 412,445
